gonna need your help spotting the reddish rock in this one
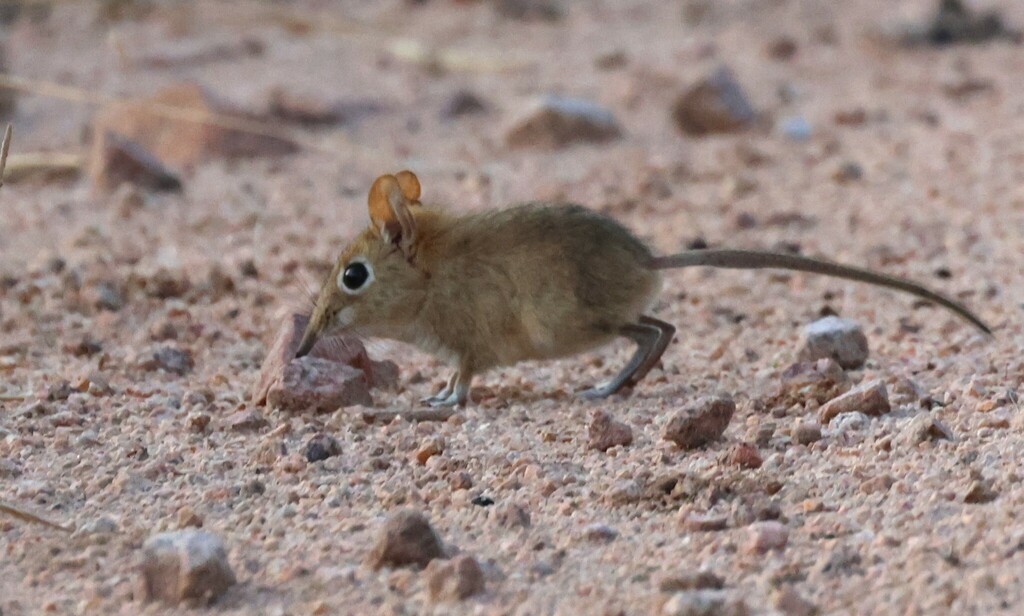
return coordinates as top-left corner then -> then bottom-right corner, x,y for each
140,530 -> 236,604
818,380 -> 890,424
425,554 -> 485,601
367,509 -> 445,570
415,437 -> 445,465
265,357 -> 372,413
729,442 -> 762,469
251,312 -> 398,407
587,410 -> 634,452
90,82 -> 297,175
662,396 -> 735,449
90,131 -> 182,193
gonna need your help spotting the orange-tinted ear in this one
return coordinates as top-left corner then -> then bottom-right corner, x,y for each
368,173 -> 419,259
395,170 -> 421,203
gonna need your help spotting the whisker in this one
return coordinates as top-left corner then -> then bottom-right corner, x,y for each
296,270 -> 320,310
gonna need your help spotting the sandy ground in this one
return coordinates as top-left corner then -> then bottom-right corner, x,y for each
2,0 -> 1024,614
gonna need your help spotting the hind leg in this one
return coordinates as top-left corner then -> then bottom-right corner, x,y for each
577,318 -> 668,399
626,315 -> 675,387
420,371 -> 457,405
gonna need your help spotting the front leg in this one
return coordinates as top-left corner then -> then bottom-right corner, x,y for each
422,363 -> 474,408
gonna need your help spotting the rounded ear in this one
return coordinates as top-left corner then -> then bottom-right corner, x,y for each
368,174 -> 400,241
395,170 -> 421,203
368,173 -> 418,259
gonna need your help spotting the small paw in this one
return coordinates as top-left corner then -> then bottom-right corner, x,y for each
426,392 -> 463,408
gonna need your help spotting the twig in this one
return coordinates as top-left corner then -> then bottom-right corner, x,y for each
0,501 -> 72,533
0,124 -> 10,188
360,408 -> 457,424
2,151 -> 82,183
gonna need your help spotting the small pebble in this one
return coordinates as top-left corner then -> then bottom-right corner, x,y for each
779,116 -> 812,141
662,395 -> 735,449
587,410 -> 634,452
226,409 -> 269,432
680,512 -> 728,532
661,590 -> 748,616
902,414 -> 954,445
799,316 -> 868,369
187,413 -> 211,433
176,506 -> 204,529
449,471 -> 473,491
425,554 -> 485,602
82,516 -> 118,534
766,36 -> 798,61
746,521 -> 789,553
963,480 -> 998,504
141,346 -> 194,376
471,495 -> 495,507
658,570 -> 724,592
832,161 -> 864,183
792,421 -> 822,445
605,479 -> 642,506
581,523 -> 618,543
76,430 -> 100,447
672,66 -> 756,136
367,509 -> 445,570
303,433 -> 342,463
818,380 -> 889,424
415,437 -> 445,465
729,442 -> 762,469
830,411 -> 870,434
441,90 -> 487,119
140,529 -> 236,604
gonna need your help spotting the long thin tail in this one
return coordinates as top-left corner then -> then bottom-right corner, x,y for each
650,249 -> 992,335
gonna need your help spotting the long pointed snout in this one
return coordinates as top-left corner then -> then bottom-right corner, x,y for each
294,318 -> 322,358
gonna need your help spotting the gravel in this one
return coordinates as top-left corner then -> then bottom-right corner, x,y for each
2,2 -> 1020,613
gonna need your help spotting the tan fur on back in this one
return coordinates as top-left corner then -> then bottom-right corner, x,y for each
410,203 -> 660,372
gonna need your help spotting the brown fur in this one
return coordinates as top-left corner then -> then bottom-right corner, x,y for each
299,171 -> 989,406
305,202 -> 660,377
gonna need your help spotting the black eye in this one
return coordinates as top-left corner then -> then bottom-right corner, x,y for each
341,262 -> 370,291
